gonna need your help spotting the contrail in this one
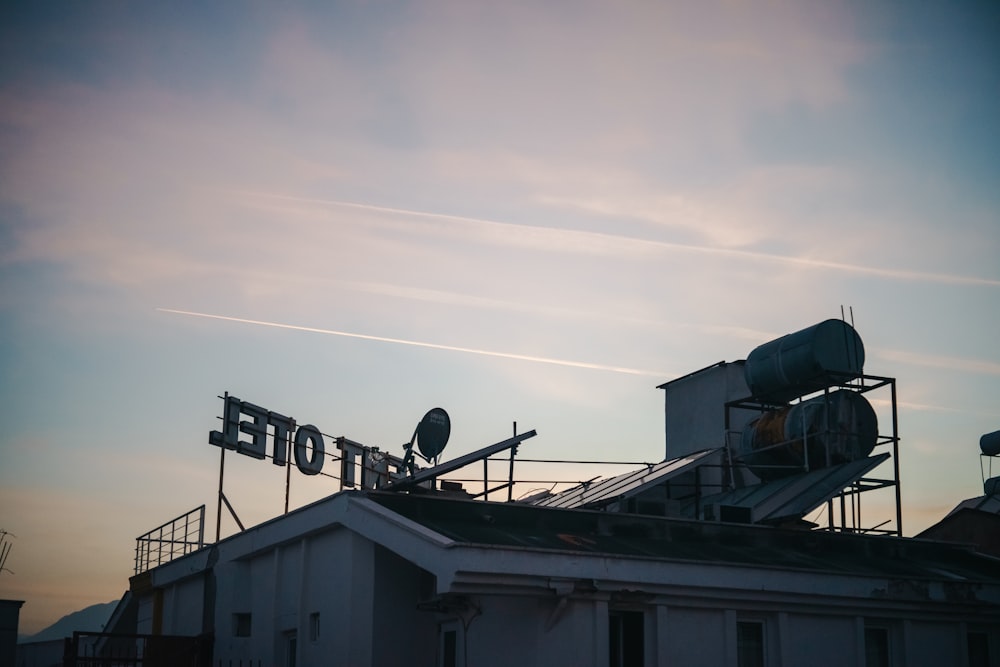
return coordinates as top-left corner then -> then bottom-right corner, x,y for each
157,308 -> 667,377
230,190 -> 1000,288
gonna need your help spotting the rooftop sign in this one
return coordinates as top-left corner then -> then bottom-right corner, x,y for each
207,394 -> 416,488
209,395 -> 325,475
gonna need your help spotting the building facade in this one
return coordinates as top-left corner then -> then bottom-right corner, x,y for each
129,490 -> 1000,667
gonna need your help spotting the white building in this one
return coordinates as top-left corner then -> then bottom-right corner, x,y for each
125,488 -> 1000,667
75,321 -> 1000,666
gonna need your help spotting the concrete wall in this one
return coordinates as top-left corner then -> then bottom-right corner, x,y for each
457,594 -> 607,667
202,526 -> 440,666
163,576 -> 204,636
659,607 -> 727,667
147,550 -> 1000,667
14,638 -> 63,667
0,599 -> 24,667
371,544 -> 437,667
661,362 -> 759,487
904,621 -> 962,667
450,596 -> 999,667
781,613 -> 857,667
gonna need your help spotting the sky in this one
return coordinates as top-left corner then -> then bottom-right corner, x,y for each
1,1 -> 998,635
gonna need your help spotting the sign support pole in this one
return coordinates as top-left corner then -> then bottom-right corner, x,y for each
284,423 -> 293,514
215,392 -> 228,543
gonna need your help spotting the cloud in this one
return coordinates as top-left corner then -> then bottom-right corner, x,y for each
232,190 -> 1000,287
3,9 -> 994,323
874,348 -> 1000,377
867,397 -> 989,416
392,3 -> 864,144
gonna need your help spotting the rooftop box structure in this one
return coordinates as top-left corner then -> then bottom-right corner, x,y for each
658,361 -> 758,461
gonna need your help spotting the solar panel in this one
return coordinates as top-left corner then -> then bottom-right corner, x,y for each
533,448 -> 721,509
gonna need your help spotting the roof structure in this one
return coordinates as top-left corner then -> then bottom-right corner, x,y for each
685,453 -> 891,525
916,507 -> 1000,559
366,491 -> 1000,583
525,445 -> 893,533
944,492 -> 1000,518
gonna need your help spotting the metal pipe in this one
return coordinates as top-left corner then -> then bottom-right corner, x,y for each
508,422 -> 517,502
891,379 -> 902,536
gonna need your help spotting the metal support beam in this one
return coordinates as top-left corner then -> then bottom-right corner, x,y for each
387,430 -> 537,491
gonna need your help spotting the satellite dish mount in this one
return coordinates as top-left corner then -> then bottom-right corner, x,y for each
402,408 -> 451,474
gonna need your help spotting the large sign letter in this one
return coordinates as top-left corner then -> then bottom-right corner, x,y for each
237,401 -> 268,460
209,395 -> 242,450
270,412 -> 293,467
294,425 -> 325,475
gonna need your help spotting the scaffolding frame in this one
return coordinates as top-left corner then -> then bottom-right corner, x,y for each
724,373 -> 901,536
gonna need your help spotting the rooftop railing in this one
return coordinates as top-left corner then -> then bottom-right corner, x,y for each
134,505 -> 206,575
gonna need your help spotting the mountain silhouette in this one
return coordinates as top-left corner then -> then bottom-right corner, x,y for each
18,600 -> 118,643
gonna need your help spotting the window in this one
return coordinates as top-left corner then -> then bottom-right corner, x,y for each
233,612 -> 252,637
864,626 -> 890,667
737,621 -> 765,667
284,630 -> 297,667
442,630 -> 457,667
309,612 -> 320,642
609,610 -> 644,667
968,632 -> 989,667
439,621 -> 463,667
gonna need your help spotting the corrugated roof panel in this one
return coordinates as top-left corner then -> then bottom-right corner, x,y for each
690,454 -> 890,524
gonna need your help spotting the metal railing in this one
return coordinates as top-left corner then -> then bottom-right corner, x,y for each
66,631 -> 211,667
134,505 -> 206,575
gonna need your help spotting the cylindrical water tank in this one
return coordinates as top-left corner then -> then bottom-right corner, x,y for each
744,319 -> 865,403
982,430 -> 1000,457
740,389 -> 878,481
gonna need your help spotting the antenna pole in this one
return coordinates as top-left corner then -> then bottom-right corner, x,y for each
849,307 -> 862,378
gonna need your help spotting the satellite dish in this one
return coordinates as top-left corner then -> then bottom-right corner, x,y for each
415,408 -> 451,461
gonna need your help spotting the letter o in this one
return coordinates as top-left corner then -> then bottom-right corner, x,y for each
293,424 -> 325,475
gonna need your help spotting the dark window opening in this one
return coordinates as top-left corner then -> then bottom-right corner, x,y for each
737,621 -> 765,667
285,630 -> 297,667
609,610 -> 644,667
233,612 -> 251,637
442,629 -> 457,667
865,626 -> 890,667
309,612 -> 320,641
968,632 -> 989,667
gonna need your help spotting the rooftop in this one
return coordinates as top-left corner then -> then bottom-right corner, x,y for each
366,491 -> 1000,584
